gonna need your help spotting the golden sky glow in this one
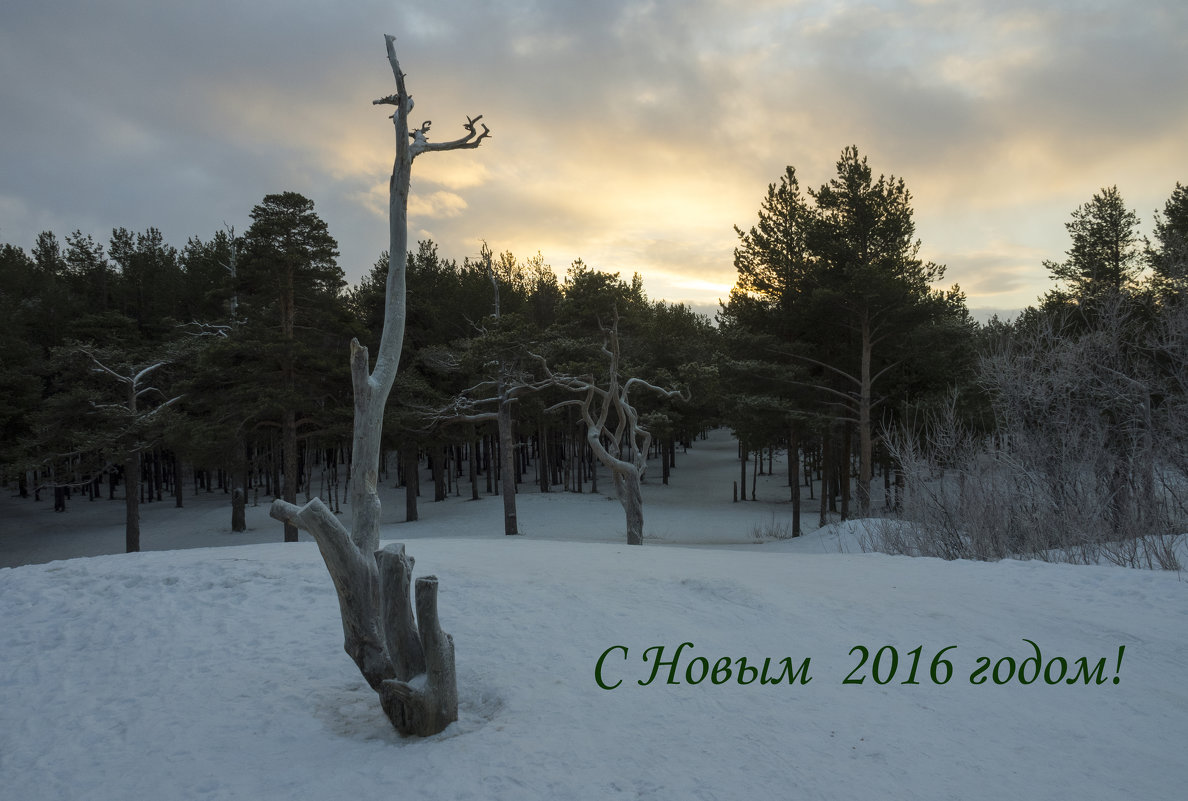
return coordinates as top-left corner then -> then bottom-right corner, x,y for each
2,0 -> 1186,320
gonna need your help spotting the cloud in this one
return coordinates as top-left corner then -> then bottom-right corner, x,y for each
934,250 -> 1045,297
415,158 -> 492,191
408,190 -> 469,220
1,0 -> 1186,316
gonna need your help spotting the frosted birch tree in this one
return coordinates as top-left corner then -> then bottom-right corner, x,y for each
268,35 -> 488,737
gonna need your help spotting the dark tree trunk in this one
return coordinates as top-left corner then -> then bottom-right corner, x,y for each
819,426 -> 831,527
173,454 -> 184,508
790,425 -> 801,536
857,311 -> 873,516
614,469 -> 645,546
589,440 -> 598,494
574,425 -> 583,492
125,454 -> 140,552
499,401 -> 518,535
283,410 -> 299,542
232,441 -> 248,532
538,424 -> 549,493
153,450 -> 163,502
805,445 -> 815,499
884,458 -> 892,511
840,422 -> 852,521
432,446 -> 447,502
739,441 -> 748,501
403,448 -> 419,522
484,434 -> 494,495
469,438 -> 479,501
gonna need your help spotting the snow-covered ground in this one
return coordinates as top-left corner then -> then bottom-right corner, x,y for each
2,430 -> 1186,800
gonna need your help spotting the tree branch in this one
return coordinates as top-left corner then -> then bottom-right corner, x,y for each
409,115 -> 491,159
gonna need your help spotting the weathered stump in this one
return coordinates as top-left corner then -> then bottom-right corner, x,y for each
270,498 -> 457,736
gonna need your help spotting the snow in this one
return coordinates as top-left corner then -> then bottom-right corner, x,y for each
2,430 -> 1186,800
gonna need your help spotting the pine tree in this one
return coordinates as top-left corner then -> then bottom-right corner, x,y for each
1044,186 -> 1142,301
724,147 -> 967,517
0,245 -> 43,477
1149,183 -> 1188,299
809,146 -> 949,515
238,192 -> 347,542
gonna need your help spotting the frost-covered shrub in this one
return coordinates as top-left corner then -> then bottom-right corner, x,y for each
867,301 -> 1186,571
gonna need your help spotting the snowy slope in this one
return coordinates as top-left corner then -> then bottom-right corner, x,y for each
2,431 -> 1186,800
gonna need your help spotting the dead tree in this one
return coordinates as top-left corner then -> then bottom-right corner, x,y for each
537,311 -> 687,545
410,370 -> 553,536
69,346 -> 184,553
269,34 -> 488,737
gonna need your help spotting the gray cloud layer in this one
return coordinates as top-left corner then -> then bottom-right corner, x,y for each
2,0 -> 1186,312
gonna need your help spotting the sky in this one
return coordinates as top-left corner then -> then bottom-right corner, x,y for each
2,0 -> 1186,321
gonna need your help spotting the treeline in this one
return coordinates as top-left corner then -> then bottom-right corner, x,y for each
718,146 -> 1188,567
3,146 -> 1186,567
882,183 -> 1188,568
719,147 -> 972,533
0,192 -> 717,548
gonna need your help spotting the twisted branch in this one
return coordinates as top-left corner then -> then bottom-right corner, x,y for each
371,36 -> 490,162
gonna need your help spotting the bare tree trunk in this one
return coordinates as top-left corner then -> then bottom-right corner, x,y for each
125,454 -> 140,553
536,310 -> 685,545
469,438 -> 479,501
790,424 -> 801,536
232,440 -> 247,532
486,250 -> 520,534
538,423 -> 550,493
378,576 -> 457,736
589,440 -> 598,494
819,425 -> 830,527
431,446 -> 447,502
484,435 -> 494,495
498,388 -> 518,535
403,447 -> 419,523
841,422 -> 852,521
283,409 -> 299,542
739,442 -> 748,501
268,35 -> 486,736
857,312 -> 873,516
270,502 -> 456,732
614,468 -> 645,545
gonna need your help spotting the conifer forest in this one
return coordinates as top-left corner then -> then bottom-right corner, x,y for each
3,159 -> 1187,569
